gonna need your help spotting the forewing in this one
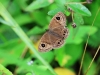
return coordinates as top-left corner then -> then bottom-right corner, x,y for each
49,12 -> 66,30
38,32 -> 53,52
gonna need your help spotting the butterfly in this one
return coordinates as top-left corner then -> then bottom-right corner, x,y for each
38,12 -> 69,52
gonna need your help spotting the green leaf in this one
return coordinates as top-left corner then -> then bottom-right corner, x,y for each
25,0 -> 51,12
0,64 -> 13,75
72,13 -> 84,38
55,0 -> 67,5
0,17 -> 12,26
88,30 -> 100,47
68,3 -> 91,16
0,0 -> 11,7
0,39 -> 24,51
15,14 -> 33,26
40,51 -> 54,63
33,11 -> 48,26
77,26 -> 97,35
0,48 -> 25,66
26,73 -> 32,75
74,13 -> 84,25
66,26 -> 97,44
64,44 -> 83,67
14,0 -> 27,10
27,26 -> 45,35
48,7 -> 65,16
54,43 -> 83,67
54,46 -> 67,66
18,65 -> 53,75
8,0 -> 21,16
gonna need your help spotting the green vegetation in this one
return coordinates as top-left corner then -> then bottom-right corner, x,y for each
0,0 -> 100,75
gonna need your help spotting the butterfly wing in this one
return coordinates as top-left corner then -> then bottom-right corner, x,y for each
38,30 -> 66,52
49,12 -> 66,30
50,26 -> 69,39
48,12 -> 69,48
47,31 -> 64,48
48,27 -> 69,48
49,12 -> 69,39
38,32 -> 53,52
38,12 -> 69,52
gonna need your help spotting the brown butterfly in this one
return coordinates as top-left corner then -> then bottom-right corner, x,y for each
38,12 -> 69,52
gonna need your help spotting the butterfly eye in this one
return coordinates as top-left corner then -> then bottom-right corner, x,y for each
41,44 -> 45,47
56,17 -> 60,20
63,34 -> 65,35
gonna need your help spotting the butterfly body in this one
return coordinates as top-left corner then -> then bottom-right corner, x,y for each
38,12 -> 69,52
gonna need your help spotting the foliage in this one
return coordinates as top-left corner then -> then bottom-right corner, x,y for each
0,64 -> 13,75
0,0 -> 100,75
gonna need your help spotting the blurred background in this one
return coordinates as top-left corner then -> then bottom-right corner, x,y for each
0,0 -> 100,75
